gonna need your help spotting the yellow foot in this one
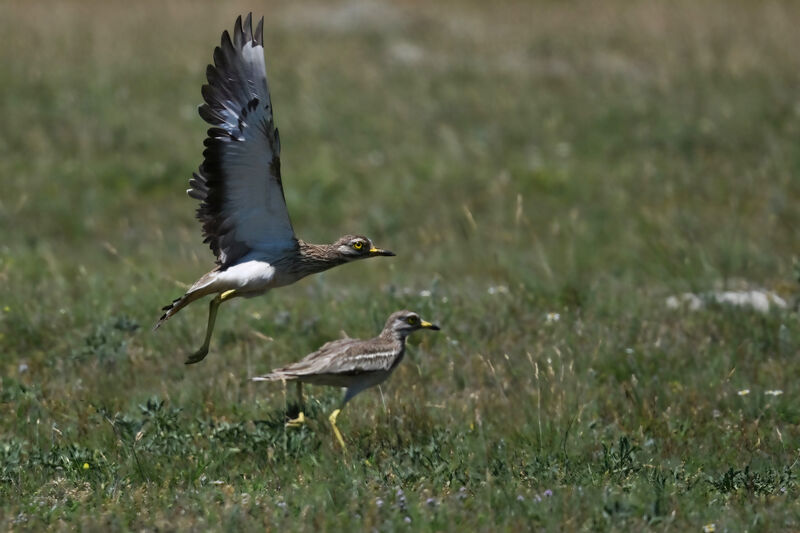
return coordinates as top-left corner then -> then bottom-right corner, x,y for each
185,346 -> 209,365
329,409 -> 346,450
286,412 -> 306,428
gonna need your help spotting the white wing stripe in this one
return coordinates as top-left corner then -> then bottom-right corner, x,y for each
349,350 -> 396,362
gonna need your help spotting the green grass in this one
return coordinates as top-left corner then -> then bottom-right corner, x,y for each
2,0 -> 800,530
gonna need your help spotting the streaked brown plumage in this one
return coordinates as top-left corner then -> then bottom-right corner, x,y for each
153,15 -> 393,364
252,310 -> 441,449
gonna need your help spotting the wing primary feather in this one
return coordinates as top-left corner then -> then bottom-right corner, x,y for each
243,13 -> 253,42
198,104 -> 219,125
233,15 -> 244,48
200,84 -> 219,109
212,45 -> 227,74
255,17 -> 264,45
220,31 -> 234,61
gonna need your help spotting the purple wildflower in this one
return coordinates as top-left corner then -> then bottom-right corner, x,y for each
543,489 -> 553,497
396,488 -> 407,509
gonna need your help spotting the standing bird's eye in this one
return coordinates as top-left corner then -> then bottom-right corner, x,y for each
406,316 -> 418,325
352,241 -> 364,250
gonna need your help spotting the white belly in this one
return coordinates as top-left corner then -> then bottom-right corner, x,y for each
215,260 -> 278,294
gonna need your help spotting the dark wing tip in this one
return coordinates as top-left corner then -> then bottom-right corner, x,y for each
198,103 -> 222,125
243,13 -> 253,42
255,17 -> 264,45
212,45 -> 225,70
220,29 -> 234,54
233,15 -> 244,48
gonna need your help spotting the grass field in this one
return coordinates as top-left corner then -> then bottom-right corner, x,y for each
2,0 -> 800,530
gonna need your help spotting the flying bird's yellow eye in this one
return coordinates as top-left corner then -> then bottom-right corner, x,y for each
352,241 -> 364,250
406,316 -> 418,325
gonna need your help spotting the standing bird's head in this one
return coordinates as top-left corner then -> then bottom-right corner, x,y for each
383,310 -> 441,340
333,234 -> 395,261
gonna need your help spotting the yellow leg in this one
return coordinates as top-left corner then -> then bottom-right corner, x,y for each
185,290 -> 237,364
329,409 -> 346,450
296,382 -> 304,410
285,383 -> 306,427
286,411 -> 306,427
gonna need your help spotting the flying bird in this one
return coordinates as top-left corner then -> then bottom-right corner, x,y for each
252,310 -> 440,450
154,14 -> 394,363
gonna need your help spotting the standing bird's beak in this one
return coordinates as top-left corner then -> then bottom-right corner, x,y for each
420,320 -> 440,330
369,247 -> 395,257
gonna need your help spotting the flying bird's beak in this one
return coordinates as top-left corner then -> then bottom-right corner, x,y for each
420,320 -> 440,331
369,247 -> 395,257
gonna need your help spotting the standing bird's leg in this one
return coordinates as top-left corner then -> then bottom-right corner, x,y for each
329,387 -> 359,450
329,408 -> 346,450
185,289 -> 237,364
286,382 -> 305,427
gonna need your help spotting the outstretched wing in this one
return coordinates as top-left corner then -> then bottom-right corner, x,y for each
188,14 -> 296,267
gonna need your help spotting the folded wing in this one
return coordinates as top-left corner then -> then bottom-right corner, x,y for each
188,14 -> 296,267
253,339 -> 398,382
286,341 -> 398,376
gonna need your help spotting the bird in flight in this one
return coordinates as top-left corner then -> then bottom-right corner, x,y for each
154,14 -> 394,364
252,310 -> 440,449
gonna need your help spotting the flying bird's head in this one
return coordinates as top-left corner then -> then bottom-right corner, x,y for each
384,310 -> 441,340
334,234 -> 395,261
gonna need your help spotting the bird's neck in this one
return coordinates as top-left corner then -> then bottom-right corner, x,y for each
296,240 -> 348,272
376,333 -> 407,371
380,330 -> 409,344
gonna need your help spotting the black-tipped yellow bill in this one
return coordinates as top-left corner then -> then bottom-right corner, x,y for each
369,247 -> 395,257
420,320 -> 440,331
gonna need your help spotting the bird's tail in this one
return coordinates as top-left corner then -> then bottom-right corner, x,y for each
153,271 -> 221,331
152,289 -> 207,331
251,371 -> 296,382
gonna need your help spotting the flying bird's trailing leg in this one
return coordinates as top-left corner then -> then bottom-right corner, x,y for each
185,289 -> 237,364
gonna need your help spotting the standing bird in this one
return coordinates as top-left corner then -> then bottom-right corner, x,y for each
154,14 -> 394,364
252,310 -> 440,450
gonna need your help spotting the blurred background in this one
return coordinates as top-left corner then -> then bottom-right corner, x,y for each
1,0 -> 799,529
